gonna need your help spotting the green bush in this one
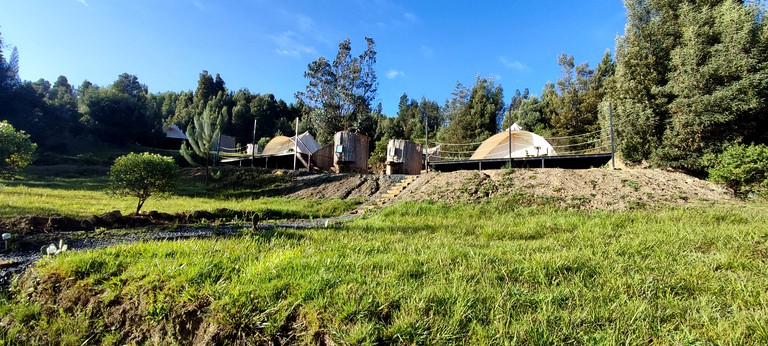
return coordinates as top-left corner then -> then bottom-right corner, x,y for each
108,152 -> 179,214
0,120 -> 37,178
706,143 -> 768,197
370,137 -> 389,164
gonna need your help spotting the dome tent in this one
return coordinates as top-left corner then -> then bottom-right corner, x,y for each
261,131 -> 321,156
470,123 -> 556,160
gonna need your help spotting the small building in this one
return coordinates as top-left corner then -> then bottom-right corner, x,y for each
312,144 -> 334,171
157,125 -> 188,149
386,139 -> 422,175
333,131 -> 370,173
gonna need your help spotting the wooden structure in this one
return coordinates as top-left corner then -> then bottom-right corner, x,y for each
429,153 -> 613,172
312,144 -> 334,171
386,139 -> 422,175
333,131 -> 370,173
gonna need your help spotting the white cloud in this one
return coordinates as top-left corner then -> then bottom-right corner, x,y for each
276,10 -> 332,48
294,13 -> 315,32
387,69 -> 405,79
76,0 -> 89,7
499,56 -> 530,71
403,12 -> 417,22
269,31 -> 317,59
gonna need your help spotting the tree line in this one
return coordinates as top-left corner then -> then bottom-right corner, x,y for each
2,0 -> 768,177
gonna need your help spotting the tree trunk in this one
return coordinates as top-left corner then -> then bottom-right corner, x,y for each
136,199 -> 145,215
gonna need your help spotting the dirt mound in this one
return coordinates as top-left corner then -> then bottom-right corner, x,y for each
394,168 -> 735,210
287,173 -> 403,199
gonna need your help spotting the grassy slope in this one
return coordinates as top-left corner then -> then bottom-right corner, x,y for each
2,201 -> 768,344
0,166 -> 360,219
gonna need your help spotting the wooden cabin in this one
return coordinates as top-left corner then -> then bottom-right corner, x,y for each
312,144 -> 334,171
386,139 -> 422,175
333,131 -> 370,173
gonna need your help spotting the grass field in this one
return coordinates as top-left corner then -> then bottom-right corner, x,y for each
2,200 -> 767,344
0,166 -> 360,220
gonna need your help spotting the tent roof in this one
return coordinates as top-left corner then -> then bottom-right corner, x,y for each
163,125 -> 187,140
261,131 -> 321,156
470,127 -> 556,160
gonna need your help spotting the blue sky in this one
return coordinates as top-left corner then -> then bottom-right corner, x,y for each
0,0 -> 627,116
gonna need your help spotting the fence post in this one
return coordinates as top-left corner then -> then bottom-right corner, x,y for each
424,109 -> 429,173
251,118 -> 257,168
293,117 -> 299,171
609,103 -> 616,170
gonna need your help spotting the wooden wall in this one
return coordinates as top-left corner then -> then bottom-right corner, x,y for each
386,139 -> 422,175
333,131 -> 370,173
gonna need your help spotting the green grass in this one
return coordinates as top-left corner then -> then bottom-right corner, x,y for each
3,200 -> 768,344
0,166 -> 359,219
0,184 -> 356,219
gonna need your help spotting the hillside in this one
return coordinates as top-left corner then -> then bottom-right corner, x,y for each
394,168 -> 735,210
285,168 -> 735,210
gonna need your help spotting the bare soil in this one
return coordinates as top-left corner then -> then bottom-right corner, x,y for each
394,168 -> 736,210
216,167 -> 736,210
286,173 -> 404,199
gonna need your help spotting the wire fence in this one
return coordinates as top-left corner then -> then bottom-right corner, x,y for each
428,128 -> 613,162
218,145 -> 251,158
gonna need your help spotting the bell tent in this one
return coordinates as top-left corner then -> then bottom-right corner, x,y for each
470,124 -> 556,160
261,131 -> 321,156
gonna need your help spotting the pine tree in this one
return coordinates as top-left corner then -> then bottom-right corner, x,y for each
180,107 -> 224,184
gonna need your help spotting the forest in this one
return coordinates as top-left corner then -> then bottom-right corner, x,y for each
1,0 -> 768,177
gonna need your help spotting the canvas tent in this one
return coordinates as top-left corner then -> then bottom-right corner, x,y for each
163,125 -> 187,140
157,125 -> 188,149
261,131 -> 321,156
470,124 -> 556,160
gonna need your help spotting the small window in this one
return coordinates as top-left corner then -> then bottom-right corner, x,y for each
336,145 -> 344,153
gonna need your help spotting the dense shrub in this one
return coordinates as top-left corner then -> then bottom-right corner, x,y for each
108,152 -> 179,214
0,120 -> 37,178
706,143 -> 768,197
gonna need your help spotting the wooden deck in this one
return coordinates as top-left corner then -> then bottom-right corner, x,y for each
428,153 -> 613,172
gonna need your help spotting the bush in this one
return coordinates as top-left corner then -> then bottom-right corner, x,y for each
0,120 -> 37,178
706,143 -> 768,197
370,137 -> 389,164
108,152 -> 179,214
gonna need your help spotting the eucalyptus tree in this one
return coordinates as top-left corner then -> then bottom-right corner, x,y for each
655,1 -> 768,174
297,37 -> 378,144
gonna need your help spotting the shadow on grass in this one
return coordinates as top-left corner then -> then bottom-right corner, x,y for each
0,205 -> 65,218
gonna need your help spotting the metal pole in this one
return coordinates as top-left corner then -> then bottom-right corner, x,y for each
293,117 -> 299,171
424,109 -> 429,173
251,118 -> 257,167
609,103 -> 616,169
507,106 -> 512,168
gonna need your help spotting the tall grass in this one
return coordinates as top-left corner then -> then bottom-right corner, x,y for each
2,201 -> 768,344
